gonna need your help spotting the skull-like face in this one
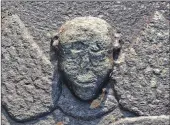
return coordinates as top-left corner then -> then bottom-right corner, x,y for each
55,17 -> 118,101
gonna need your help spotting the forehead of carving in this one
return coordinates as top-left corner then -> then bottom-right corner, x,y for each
59,17 -> 113,45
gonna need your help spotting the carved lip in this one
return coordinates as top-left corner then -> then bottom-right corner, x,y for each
74,82 -> 96,88
76,77 -> 97,84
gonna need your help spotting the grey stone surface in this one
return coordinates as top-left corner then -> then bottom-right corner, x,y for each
2,109 -> 12,125
113,115 -> 170,125
1,1 -> 169,125
112,11 -> 169,116
1,1 -> 163,57
57,17 -> 117,101
2,107 -> 100,125
2,107 -> 56,125
2,107 -> 169,125
1,14 -> 61,121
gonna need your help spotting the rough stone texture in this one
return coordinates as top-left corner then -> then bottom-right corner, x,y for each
113,115 -> 170,125
1,108 -> 56,125
1,1 -> 164,57
2,107 -> 169,125
2,107 -> 101,125
112,11 -> 169,116
1,1 -> 169,125
1,15 -> 61,121
57,17 -> 116,101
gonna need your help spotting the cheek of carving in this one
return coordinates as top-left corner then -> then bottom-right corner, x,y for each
57,17 -> 116,101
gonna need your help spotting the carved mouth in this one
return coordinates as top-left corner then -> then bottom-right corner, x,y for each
76,73 -> 97,84
74,81 -> 96,88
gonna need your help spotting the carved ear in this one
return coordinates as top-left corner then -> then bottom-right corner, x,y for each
113,32 -> 122,50
112,31 -> 122,61
50,32 -> 59,63
51,32 -> 59,48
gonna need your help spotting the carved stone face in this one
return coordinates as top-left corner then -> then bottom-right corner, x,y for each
54,17 -> 118,101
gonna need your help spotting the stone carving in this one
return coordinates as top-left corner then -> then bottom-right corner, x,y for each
2,1 -> 170,124
52,17 -> 121,101
2,15 -> 123,122
49,17 -> 124,120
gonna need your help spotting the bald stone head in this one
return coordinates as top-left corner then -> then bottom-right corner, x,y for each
52,17 -> 121,101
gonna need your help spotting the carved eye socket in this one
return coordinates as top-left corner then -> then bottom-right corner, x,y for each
90,53 -> 105,61
72,41 -> 88,50
90,46 -> 100,52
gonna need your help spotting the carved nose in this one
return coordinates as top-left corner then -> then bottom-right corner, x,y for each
81,55 -> 90,68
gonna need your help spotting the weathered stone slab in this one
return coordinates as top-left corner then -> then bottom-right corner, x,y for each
1,2 -> 169,125
1,15 -> 61,121
112,11 -> 169,116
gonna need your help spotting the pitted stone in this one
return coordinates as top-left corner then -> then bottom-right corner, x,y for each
1,15 -> 61,121
58,17 -> 114,44
57,17 -> 117,101
112,11 -> 169,116
112,115 -> 169,125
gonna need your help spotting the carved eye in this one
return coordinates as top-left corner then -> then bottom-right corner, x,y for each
90,46 -> 100,52
72,41 -> 88,50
